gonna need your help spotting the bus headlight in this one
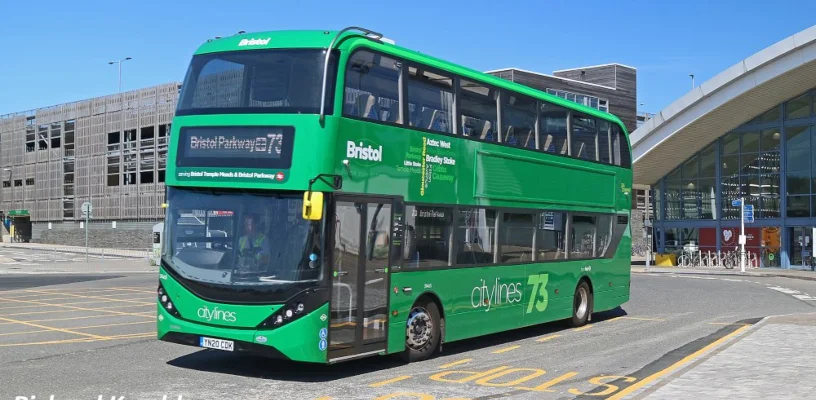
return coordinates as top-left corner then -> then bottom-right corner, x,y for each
256,288 -> 328,331
157,283 -> 182,319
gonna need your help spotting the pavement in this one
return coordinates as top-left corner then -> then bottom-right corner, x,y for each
632,265 -> 816,282
0,241 -> 150,258
627,312 -> 816,399
0,244 -> 156,274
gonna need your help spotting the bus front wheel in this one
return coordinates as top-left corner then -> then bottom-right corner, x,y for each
400,300 -> 441,362
570,281 -> 592,327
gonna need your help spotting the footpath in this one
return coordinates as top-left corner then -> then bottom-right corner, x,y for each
632,265 -> 816,282
620,312 -> 816,399
0,242 -> 156,274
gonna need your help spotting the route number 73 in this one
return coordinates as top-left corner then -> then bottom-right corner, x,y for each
526,273 -> 549,313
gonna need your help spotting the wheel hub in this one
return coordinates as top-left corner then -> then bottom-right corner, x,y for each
405,307 -> 433,350
576,286 -> 588,320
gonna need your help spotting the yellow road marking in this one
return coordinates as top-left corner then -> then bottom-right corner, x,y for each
369,376 -> 412,387
22,289 -> 151,305
608,324 -> 752,400
71,320 -> 154,330
709,322 -> 752,326
109,287 -> 155,294
0,332 -> 154,347
0,329 -> 52,337
0,303 -> 154,317
0,314 -> 123,326
492,345 -> 521,354
573,325 -> 593,332
0,316 -> 109,340
536,334 -> 561,342
0,296 -> 156,318
439,358 -> 472,369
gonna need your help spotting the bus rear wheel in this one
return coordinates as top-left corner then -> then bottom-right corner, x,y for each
570,281 -> 592,327
400,300 -> 441,362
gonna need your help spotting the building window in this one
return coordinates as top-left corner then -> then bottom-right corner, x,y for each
25,178 -> 34,186
786,93 -> 812,120
13,180 -> 22,187
546,89 -> 608,112
786,125 -> 813,217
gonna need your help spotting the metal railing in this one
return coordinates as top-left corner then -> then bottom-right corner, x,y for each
676,249 -> 761,269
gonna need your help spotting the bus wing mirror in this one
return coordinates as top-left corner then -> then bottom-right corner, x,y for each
302,192 -> 324,220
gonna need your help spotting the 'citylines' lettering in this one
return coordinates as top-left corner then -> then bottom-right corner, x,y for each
197,306 -> 237,322
471,278 -> 522,312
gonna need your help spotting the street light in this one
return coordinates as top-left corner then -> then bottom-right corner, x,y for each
689,74 -> 695,90
108,57 -> 133,93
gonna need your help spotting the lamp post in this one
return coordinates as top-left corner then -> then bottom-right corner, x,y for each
108,57 -> 133,93
689,74 -> 695,90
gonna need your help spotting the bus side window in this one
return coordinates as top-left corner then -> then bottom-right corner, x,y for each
406,66 -> 454,134
539,103 -> 568,155
612,125 -> 631,167
343,50 -> 400,122
459,79 -> 497,142
403,205 -> 452,268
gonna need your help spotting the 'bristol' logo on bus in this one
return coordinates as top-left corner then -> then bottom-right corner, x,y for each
238,37 -> 271,46
346,141 -> 383,163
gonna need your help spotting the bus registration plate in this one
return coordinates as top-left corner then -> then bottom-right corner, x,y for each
200,337 -> 234,352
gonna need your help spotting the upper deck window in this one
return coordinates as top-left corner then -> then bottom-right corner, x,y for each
177,49 -> 338,116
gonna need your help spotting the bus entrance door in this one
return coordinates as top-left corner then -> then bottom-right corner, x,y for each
329,196 -> 401,361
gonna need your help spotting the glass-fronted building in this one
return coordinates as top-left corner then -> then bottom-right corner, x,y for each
653,90 -> 816,268
631,25 -> 816,269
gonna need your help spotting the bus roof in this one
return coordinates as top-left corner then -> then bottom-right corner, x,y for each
193,29 -> 627,134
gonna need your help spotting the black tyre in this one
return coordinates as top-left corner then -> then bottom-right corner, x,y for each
569,281 -> 592,327
400,300 -> 441,362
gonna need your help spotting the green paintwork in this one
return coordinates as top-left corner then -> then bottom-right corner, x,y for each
162,29 -> 632,363
157,267 -> 330,362
7,210 -> 29,216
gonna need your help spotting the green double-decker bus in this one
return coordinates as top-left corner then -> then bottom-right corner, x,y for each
157,27 -> 633,364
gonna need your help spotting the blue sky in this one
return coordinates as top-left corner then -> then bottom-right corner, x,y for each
1,0 -> 815,117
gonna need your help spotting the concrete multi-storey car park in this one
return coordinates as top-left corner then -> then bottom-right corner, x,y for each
0,62 -> 640,248
0,83 -> 179,247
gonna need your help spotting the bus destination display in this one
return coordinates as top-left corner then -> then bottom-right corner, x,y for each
177,126 -> 294,169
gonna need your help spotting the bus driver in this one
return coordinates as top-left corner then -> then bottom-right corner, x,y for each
237,213 -> 271,271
